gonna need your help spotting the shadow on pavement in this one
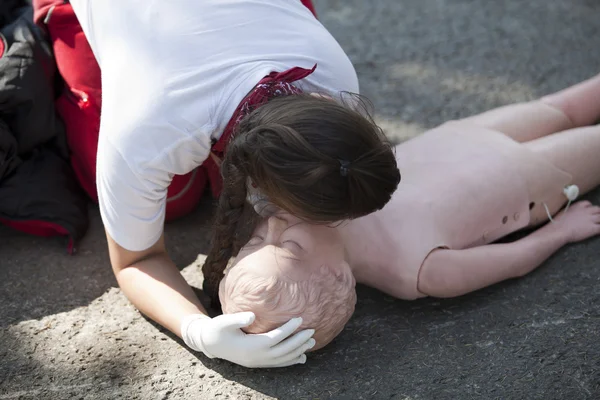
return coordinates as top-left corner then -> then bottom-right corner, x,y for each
0,194 -> 216,328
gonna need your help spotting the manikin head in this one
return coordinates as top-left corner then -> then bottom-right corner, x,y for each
219,212 -> 357,351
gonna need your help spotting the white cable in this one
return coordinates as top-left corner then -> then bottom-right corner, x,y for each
543,184 -> 579,224
543,202 -> 554,223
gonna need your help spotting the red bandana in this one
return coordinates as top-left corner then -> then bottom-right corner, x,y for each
205,64 -> 317,196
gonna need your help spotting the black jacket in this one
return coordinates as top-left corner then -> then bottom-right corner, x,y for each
0,3 -> 88,252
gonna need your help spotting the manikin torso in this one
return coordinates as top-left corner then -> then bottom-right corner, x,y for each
336,120 -> 571,300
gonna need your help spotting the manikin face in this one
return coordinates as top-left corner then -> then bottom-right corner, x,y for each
218,211 -> 357,350
224,211 -> 349,282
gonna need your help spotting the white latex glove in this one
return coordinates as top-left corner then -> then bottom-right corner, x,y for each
181,312 -> 316,368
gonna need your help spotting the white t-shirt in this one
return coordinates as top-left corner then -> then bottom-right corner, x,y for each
69,0 -> 359,251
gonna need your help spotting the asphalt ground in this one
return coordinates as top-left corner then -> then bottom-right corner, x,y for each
1,0 -> 600,398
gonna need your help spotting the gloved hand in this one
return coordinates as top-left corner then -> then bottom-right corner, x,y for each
181,312 -> 316,368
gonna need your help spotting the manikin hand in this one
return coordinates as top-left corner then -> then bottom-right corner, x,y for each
181,312 -> 316,368
552,201 -> 600,243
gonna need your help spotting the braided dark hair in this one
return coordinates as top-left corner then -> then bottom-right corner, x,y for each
202,93 -> 400,305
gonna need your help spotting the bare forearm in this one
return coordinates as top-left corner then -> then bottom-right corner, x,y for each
115,254 -> 208,337
475,224 -> 567,277
418,223 -> 568,297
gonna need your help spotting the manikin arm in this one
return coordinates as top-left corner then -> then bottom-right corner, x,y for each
417,196 -> 600,300
417,223 -> 567,298
418,200 -> 600,297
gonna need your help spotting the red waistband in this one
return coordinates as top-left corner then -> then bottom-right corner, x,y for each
211,64 -> 317,155
204,63 -> 316,197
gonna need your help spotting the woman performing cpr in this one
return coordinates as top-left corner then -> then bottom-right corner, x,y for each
32,0 -> 400,368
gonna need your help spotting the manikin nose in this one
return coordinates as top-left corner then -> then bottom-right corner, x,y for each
264,215 -> 288,243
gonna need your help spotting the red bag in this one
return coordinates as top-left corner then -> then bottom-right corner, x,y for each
33,0 -> 207,221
